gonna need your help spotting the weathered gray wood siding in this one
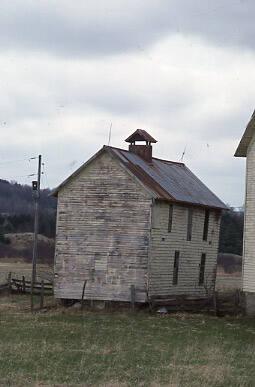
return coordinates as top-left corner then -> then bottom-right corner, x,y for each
243,133 -> 255,292
149,202 -> 221,297
54,151 -> 152,302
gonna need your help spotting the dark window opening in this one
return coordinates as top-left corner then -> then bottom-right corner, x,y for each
187,208 -> 193,241
199,253 -> 206,285
173,251 -> 180,285
168,204 -> 173,232
203,210 -> 210,241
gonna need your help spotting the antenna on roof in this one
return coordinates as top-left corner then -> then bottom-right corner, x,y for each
180,145 -> 187,162
108,122 -> 112,146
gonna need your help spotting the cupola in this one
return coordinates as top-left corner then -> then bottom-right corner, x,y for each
125,129 -> 157,163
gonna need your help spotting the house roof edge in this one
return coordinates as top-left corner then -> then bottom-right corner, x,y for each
235,110 -> 255,158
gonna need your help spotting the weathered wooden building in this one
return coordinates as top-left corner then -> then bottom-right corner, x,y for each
235,111 -> 255,315
52,130 -> 226,304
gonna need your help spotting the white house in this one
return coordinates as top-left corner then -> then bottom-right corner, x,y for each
235,111 -> 255,315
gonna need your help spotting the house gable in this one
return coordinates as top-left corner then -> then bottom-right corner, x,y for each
53,146 -> 153,200
55,150 -> 152,302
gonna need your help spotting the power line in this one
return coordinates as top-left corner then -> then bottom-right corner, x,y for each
0,156 -> 38,166
0,173 -> 37,180
0,156 -> 38,181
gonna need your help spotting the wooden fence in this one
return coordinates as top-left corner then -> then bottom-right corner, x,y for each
11,277 -> 53,295
0,272 -> 53,310
150,289 -> 244,316
0,283 -> 9,292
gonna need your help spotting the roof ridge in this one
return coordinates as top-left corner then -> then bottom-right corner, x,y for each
104,145 -> 185,166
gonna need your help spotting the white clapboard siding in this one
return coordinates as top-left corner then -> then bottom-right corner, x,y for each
54,151 -> 152,302
54,149 -> 222,303
243,133 -> 255,292
149,202 -> 221,297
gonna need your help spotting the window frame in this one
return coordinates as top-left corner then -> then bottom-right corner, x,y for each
203,210 -> 210,241
168,204 -> 173,233
187,208 -> 193,241
173,250 -> 180,285
199,253 -> 206,286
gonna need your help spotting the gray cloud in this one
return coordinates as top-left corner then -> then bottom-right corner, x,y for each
0,0 -> 171,57
0,1 -> 254,207
0,0 -> 255,58
168,0 -> 255,51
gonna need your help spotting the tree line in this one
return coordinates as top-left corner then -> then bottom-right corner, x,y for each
0,179 -> 244,256
0,179 -> 56,239
219,209 -> 244,256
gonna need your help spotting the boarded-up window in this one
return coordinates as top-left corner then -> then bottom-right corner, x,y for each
199,253 -> 206,285
187,208 -> 193,241
173,251 -> 180,285
203,210 -> 210,241
168,204 -> 173,232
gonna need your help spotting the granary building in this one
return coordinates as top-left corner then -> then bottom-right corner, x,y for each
52,130 -> 226,304
235,111 -> 255,315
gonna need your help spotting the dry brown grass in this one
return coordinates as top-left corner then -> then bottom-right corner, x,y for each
0,295 -> 255,386
0,261 -> 53,285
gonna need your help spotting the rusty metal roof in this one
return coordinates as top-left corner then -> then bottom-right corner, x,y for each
52,145 -> 226,210
108,146 -> 227,210
125,129 -> 157,143
235,110 -> 255,157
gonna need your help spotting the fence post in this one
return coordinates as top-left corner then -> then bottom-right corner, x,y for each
213,291 -> 218,316
7,272 -> 12,294
22,276 -> 26,293
40,280 -> 44,310
130,285 -> 136,311
81,280 -> 87,310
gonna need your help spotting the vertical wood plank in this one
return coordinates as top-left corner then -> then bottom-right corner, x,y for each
130,285 -> 135,310
22,276 -> 26,293
81,280 -> 87,310
8,272 -> 11,294
40,280 -> 44,310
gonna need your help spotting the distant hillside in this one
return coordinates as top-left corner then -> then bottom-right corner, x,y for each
0,233 -> 54,265
0,179 -> 57,238
0,179 -> 56,215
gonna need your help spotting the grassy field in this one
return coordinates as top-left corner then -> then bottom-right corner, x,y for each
0,262 -> 53,285
0,295 -> 255,386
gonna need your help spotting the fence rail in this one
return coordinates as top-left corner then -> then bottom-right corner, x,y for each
0,283 -> 9,292
11,277 -> 53,294
0,272 -> 53,310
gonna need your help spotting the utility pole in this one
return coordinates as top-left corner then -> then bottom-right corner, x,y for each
31,155 -> 42,312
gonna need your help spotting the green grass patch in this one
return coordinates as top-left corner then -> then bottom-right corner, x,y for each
0,295 -> 255,386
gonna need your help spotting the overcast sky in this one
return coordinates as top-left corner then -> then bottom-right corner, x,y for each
0,0 -> 254,206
